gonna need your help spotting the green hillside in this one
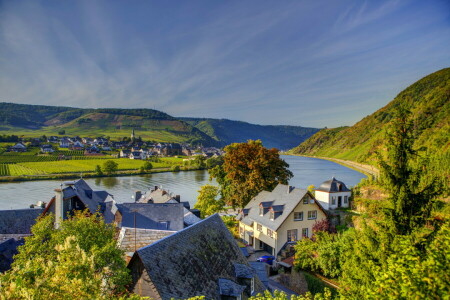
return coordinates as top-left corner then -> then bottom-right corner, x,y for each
0,103 -> 215,145
290,67 -> 450,180
180,118 -> 320,150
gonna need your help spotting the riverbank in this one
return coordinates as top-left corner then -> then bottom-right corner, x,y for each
284,154 -> 379,178
0,166 -> 204,183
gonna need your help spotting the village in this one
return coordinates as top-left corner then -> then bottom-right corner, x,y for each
3,129 -> 223,159
0,173 -> 351,298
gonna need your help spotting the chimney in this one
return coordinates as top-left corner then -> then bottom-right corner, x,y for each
54,188 -> 64,229
175,195 -> 181,202
134,191 -> 142,202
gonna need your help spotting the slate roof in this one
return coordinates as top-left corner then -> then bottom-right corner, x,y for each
0,208 -> 43,234
117,203 -> 184,231
61,179 -> 112,212
316,177 -> 351,193
239,184 -> 327,231
0,238 -> 24,273
130,214 -> 266,299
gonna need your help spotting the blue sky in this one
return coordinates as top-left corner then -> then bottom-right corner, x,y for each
0,0 -> 449,128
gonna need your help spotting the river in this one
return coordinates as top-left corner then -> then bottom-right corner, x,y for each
0,155 -> 366,210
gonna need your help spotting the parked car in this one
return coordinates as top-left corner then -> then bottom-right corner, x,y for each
256,255 -> 275,265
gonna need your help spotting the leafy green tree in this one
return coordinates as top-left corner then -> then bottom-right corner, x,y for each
378,105 -> 441,235
210,140 -> 293,208
58,129 -> 65,135
0,211 -> 132,299
95,164 -> 103,176
103,160 -> 119,175
140,161 -> 153,172
250,289 -> 332,300
194,184 -> 223,218
362,220 -> 450,299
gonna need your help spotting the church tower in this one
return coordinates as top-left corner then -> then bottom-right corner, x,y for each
131,129 -> 135,141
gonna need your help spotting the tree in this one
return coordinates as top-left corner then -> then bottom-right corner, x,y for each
210,140 -> 293,208
194,184 -> 223,218
58,129 -> 65,135
95,165 -> 103,176
250,289 -> 332,300
103,160 -> 119,175
0,211 -> 132,299
140,161 -> 153,172
378,105 -> 441,235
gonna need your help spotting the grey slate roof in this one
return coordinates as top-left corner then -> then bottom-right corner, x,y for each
130,214 -> 266,299
316,177 -> 351,193
0,238 -> 24,273
117,203 -> 184,231
62,179 -> 113,212
0,208 -> 43,234
249,262 -> 269,289
239,184 -> 326,231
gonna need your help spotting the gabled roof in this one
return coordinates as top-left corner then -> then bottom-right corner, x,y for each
117,203 -> 184,231
239,184 -> 327,231
316,177 -> 351,193
130,214 -> 266,299
0,208 -> 43,234
62,179 -> 112,212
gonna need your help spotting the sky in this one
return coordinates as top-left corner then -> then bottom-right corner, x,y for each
0,0 -> 449,128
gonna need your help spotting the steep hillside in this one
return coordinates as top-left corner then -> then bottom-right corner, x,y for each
180,118 -> 320,150
290,68 -> 450,171
0,103 -> 216,145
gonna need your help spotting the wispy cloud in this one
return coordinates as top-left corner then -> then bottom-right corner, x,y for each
0,0 -> 449,127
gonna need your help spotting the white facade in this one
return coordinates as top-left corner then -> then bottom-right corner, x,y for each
315,190 -> 351,210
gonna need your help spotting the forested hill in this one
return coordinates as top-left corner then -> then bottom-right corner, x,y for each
290,67 -> 450,171
179,118 -> 320,150
0,103 -> 215,145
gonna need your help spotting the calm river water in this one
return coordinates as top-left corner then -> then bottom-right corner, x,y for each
0,155 -> 365,210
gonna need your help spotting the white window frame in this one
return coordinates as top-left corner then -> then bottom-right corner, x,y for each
293,212 -> 303,221
308,210 -> 317,220
331,196 -> 336,205
302,228 -> 309,238
344,196 -> 348,204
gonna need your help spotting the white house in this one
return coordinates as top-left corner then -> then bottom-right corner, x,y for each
315,177 -> 351,210
238,184 -> 328,256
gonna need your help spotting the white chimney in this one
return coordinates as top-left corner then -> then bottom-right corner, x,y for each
54,187 -> 64,229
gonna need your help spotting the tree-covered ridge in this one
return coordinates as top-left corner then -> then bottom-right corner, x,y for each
181,117 -> 320,150
290,67 -> 450,188
0,102 -> 216,145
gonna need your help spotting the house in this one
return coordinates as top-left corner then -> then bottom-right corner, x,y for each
11,143 -> 27,152
315,177 -> 351,210
237,184 -> 328,256
127,214 -> 267,299
59,138 -> 70,148
70,140 -> 84,150
0,208 -> 44,237
120,149 -> 131,158
43,179 -> 115,228
40,144 -> 54,153
130,151 -> 142,160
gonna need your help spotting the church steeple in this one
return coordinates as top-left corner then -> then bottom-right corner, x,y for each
131,129 -> 135,141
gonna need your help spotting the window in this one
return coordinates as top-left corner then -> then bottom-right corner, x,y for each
259,207 -> 263,216
308,210 -> 317,220
302,228 -> 309,238
239,226 -> 244,236
294,212 -> 303,221
270,210 -> 274,220
251,277 -> 255,294
303,197 -> 309,204
344,196 -> 348,204
331,196 -> 336,205
267,228 -> 273,238
257,224 -> 262,232
287,229 -> 298,242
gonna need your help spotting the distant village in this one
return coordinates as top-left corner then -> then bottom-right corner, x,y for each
3,129 -> 224,159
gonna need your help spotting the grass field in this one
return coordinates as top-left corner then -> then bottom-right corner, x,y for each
0,157 -> 185,176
